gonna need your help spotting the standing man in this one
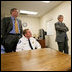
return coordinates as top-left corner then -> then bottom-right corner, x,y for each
16,29 -> 41,52
1,8 -> 23,53
55,15 -> 69,54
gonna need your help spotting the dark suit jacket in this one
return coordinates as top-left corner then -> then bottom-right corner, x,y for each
1,17 -> 23,45
55,22 -> 69,42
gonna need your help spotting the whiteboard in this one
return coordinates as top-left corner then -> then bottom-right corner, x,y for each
46,19 -> 55,35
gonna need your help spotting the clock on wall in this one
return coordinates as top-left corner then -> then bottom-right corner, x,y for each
23,22 -> 27,27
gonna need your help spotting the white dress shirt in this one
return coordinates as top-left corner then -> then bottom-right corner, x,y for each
16,36 -> 41,52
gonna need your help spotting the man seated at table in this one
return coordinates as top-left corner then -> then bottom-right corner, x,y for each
16,29 -> 41,52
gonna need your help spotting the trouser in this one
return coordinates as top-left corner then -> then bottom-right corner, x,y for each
57,38 -> 69,54
4,34 -> 21,53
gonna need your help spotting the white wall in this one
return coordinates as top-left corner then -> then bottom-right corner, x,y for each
40,1 -> 71,55
18,15 -> 41,38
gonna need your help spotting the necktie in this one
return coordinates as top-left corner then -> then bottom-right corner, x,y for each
15,19 -> 19,33
28,39 -> 33,50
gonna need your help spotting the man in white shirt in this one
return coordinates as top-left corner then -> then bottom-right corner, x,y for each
16,29 -> 41,52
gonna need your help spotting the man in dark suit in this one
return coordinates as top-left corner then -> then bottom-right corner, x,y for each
55,15 -> 69,54
1,8 -> 23,53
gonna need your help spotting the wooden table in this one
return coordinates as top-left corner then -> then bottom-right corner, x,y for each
1,48 -> 71,71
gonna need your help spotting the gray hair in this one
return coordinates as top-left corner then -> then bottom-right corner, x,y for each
57,15 -> 63,19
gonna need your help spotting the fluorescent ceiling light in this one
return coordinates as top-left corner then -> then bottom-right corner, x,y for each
41,1 -> 50,3
20,10 -> 38,15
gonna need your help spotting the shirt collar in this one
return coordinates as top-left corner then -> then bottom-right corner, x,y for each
58,21 -> 63,23
23,36 -> 28,40
11,16 -> 15,20
11,16 -> 18,20
23,35 -> 32,40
